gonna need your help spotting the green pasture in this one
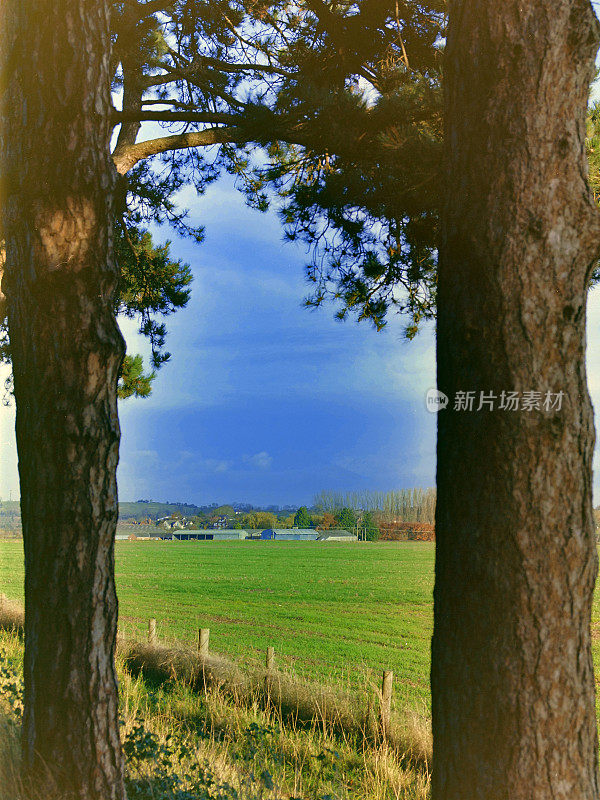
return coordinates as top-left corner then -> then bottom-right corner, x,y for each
0,540 -> 434,707
4,539 -> 600,712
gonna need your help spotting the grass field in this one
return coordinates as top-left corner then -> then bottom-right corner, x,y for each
6,540 -> 600,799
0,540 -> 434,708
4,538 -> 600,714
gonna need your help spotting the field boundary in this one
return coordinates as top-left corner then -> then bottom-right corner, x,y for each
0,594 -> 431,772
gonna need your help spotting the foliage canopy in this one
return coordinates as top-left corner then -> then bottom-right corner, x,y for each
5,4 -> 600,400
103,0 -> 444,395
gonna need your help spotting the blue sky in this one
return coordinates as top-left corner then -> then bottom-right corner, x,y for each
2,160 -> 600,507
0,174 -> 436,507
115,177 -> 438,506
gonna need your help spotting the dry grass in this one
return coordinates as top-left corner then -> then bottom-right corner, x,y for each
0,604 -> 431,800
0,595 -> 24,634
116,650 -> 432,800
121,636 -> 432,769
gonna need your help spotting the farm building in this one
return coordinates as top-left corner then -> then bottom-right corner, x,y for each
258,528 -> 319,541
211,529 -> 250,540
317,529 -> 358,542
162,529 -> 249,541
160,531 -> 208,541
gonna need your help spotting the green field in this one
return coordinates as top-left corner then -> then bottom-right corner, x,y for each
0,540 -> 434,707
3,539 -> 600,713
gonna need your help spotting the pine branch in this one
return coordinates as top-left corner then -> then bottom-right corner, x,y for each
142,59 -> 293,90
113,109 -> 240,125
112,127 -> 247,174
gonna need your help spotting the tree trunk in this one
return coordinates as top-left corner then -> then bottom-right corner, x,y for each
432,2 -> 600,798
1,3 -> 127,798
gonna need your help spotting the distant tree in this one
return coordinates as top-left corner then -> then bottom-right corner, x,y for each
213,505 -> 235,518
257,511 -> 279,530
362,511 -> 380,542
293,506 -> 312,528
242,511 -> 278,529
313,488 -> 436,524
336,507 -> 357,532
318,512 -> 337,530
277,514 -> 295,529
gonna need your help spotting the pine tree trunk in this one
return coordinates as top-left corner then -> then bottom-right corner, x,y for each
432,2 -> 600,798
1,3 -> 126,798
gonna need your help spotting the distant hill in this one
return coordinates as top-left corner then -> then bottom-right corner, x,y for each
118,501 -> 204,522
0,499 -> 300,533
0,500 -> 206,532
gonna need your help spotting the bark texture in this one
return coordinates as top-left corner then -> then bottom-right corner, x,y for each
433,2 -> 600,798
0,2 -> 126,798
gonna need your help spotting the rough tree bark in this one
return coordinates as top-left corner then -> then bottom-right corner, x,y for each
1,2 -> 126,798
433,2 -> 600,798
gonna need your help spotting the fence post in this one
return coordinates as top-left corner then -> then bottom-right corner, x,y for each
198,627 -> 210,657
266,646 -> 275,672
380,670 -> 393,739
148,618 -> 157,645
265,646 -> 275,706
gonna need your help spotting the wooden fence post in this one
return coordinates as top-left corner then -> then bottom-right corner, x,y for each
380,670 -> 393,739
266,646 -> 275,672
265,646 -> 275,706
198,627 -> 210,657
148,618 -> 157,645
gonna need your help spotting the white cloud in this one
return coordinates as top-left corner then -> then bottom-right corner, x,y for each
132,448 -> 160,464
340,319 -> 436,403
173,177 -> 284,243
244,451 -> 273,469
201,458 -> 230,473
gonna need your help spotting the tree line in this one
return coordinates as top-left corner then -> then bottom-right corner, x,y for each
313,488 -> 436,525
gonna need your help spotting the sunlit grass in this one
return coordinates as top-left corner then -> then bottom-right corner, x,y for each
0,540 -> 434,708
0,628 -> 431,800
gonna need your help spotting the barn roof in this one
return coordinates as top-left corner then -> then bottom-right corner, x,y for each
263,528 -> 316,535
209,529 -> 251,535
